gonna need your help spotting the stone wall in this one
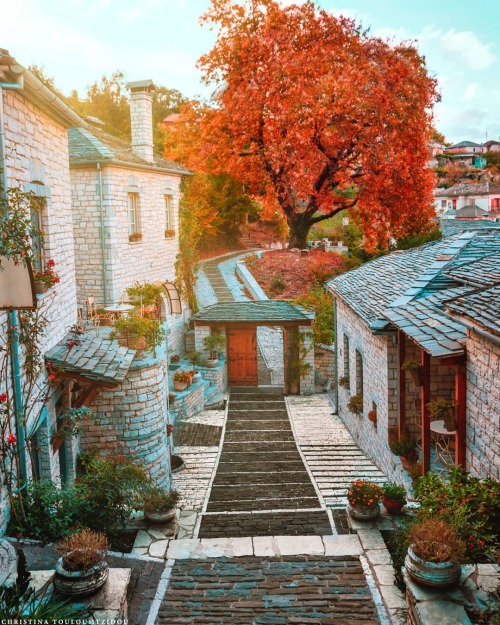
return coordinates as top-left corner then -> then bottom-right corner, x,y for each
169,380 -> 206,419
82,351 -> 171,488
198,361 -> 227,393
315,344 -> 335,383
335,298 -> 405,483
465,329 -> 500,479
0,89 -> 78,532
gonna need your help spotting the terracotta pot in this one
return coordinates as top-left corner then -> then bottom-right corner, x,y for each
288,381 -> 300,395
382,496 -> 405,516
443,410 -> 456,432
347,502 -> 380,521
144,508 -> 176,524
118,335 -> 147,351
410,368 -> 422,387
399,453 -> 418,470
34,281 -> 49,294
405,545 -> 461,588
54,555 -> 108,597
173,380 -> 188,392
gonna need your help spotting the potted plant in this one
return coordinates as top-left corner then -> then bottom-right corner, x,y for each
143,485 -> 180,523
405,517 -> 465,588
367,408 -> 377,427
33,259 -> 60,294
390,435 -> 418,469
347,394 -> 363,415
129,232 -> 143,243
186,351 -> 207,382
165,229 -> 176,238
288,358 -> 312,395
407,462 -> 423,486
110,314 -> 166,354
171,354 -> 180,363
428,398 -> 456,432
54,529 -> 109,597
338,375 -> 350,389
203,330 -> 226,367
125,282 -> 163,308
381,482 -> 407,515
402,359 -> 422,387
346,479 -> 382,521
172,370 -> 191,391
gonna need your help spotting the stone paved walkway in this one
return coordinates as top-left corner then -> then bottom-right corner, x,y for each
158,555 -> 380,625
198,388 -> 332,539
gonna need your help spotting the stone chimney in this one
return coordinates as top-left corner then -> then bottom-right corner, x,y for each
127,79 -> 155,163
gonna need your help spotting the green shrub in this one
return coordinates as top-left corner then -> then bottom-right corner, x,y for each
270,275 -> 286,294
295,286 -> 334,345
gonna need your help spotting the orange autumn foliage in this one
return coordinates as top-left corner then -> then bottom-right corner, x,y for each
181,0 -> 439,250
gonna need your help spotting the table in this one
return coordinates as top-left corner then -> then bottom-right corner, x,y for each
430,419 -> 456,469
104,303 -> 135,318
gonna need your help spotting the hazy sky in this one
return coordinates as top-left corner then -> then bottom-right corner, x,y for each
3,0 -> 499,144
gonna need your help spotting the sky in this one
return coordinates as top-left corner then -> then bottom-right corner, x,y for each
3,0 -> 500,144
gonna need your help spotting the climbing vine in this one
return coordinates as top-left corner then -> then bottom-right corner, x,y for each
175,177 -> 201,313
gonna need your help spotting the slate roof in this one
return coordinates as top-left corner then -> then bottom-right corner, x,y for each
45,331 -> 136,385
436,182 -> 500,197
454,205 -> 487,218
447,141 -> 482,149
444,254 -> 500,288
326,238 -> 455,326
68,125 -> 191,175
193,301 -> 315,324
440,218 -> 500,237
446,285 -> 500,338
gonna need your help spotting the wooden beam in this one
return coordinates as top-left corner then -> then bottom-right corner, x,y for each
421,349 -> 431,475
75,384 -> 102,408
454,364 -> 467,468
56,370 -> 116,389
398,330 -> 406,439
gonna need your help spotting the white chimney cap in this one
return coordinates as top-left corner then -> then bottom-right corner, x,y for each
127,79 -> 155,92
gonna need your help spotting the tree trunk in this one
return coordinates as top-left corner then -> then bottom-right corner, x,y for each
287,215 -> 311,249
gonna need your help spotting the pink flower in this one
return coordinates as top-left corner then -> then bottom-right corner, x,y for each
7,433 -> 16,445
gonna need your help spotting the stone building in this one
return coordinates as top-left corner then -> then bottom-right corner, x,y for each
68,79 -> 191,355
327,229 -> 500,485
0,52 -> 82,531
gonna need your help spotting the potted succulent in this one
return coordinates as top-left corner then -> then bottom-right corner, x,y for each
54,529 -> 109,597
428,398 -> 456,432
347,394 -> 363,415
203,330 -> 226,367
390,435 -> 418,469
338,375 -> 350,389
405,517 -> 465,588
381,482 -> 407,515
402,359 -> 422,387
143,485 -> 180,523
33,259 -> 60,294
347,479 -> 382,521
172,370 -> 191,391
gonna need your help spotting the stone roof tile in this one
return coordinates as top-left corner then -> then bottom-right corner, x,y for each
446,284 -> 500,338
193,301 -> 315,323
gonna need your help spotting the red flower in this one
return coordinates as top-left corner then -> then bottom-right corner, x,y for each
47,259 -> 55,267
167,424 -> 174,436
48,374 -> 56,381
7,433 -> 16,445
0,393 -> 7,403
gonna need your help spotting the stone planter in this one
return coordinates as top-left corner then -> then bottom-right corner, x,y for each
54,555 -> 108,597
34,281 -> 48,295
206,358 -> 219,368
347,502 -> 380,521
173,380 -> 188,392
405,545 -> 461,588
191,371 -> 202,383
382,496 -> 405,516
144,508 -> 176,524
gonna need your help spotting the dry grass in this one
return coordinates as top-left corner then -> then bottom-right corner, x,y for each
57,528 -> 109,572
409,518 -> 465,563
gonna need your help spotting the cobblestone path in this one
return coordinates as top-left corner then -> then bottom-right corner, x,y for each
199,388 -> 332,538
157,555 -> 379,624
201,254 -> 243,303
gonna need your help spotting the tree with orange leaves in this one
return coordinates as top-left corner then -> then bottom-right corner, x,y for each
191,0 -> 439,249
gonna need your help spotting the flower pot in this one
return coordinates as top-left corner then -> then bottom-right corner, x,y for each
443,410 -> 456,432
289,380 -> 300,395
144,508 -> 176,524
206,358 -> 219,368
173,380 -> 188,392
399,453 -> 418,470
191,372 -> 202,383
118,335 -> 147,352
54,556 -> 108,597
382,496 -> 405,516
34,281 -> 49,294
410,368 -> 422,387
405,545 -> 461,588
347,502 -> 380,521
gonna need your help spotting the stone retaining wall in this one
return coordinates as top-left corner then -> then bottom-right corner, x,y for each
169,380 -> 206,419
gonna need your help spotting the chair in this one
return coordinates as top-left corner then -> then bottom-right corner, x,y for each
83,297 -> 111,332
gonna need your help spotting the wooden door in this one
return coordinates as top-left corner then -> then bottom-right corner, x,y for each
227,328 -> 258,385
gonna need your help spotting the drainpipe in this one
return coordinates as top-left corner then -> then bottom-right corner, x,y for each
96,163 -> 108,305
0,84 -> 28,485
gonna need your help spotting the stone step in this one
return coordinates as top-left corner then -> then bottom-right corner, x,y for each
209,472 -> 314,486
227,410 -> 289,419
224,421 -> 291,432
216,461 -> 307,474
206,495 -> 320,512
223,430 -> 295,443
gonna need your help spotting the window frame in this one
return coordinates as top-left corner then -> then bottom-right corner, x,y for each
164,195 -> 174,237
128,193 -> 140,238
343,333 -> 350,389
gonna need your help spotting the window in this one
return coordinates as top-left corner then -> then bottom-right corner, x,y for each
165,196 -> 174,237
467,198 -> 475,206
343,334 -> 350,386
441,200 -> 446,209
355,350 -> 364,398
128,194 -> 140,237
491,198 -> 500,211
452,199 -> 457,209
30,199 -> 44,273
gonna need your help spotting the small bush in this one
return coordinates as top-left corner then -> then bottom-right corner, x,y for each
270,275 -> 286,294
390,435 -> 417,459
408,517 -> 465,564
57,529 -> 108,572
382,483 -> 407,504
143,486 -> 180,514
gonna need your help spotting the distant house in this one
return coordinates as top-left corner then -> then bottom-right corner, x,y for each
445,141 -> 485,155
327,230 -> 500,484
435,181 -> 500,216
483,140 -> 500,153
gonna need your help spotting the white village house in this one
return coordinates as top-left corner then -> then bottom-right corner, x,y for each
435,181 -> 500,216
327,229 -> 500,486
